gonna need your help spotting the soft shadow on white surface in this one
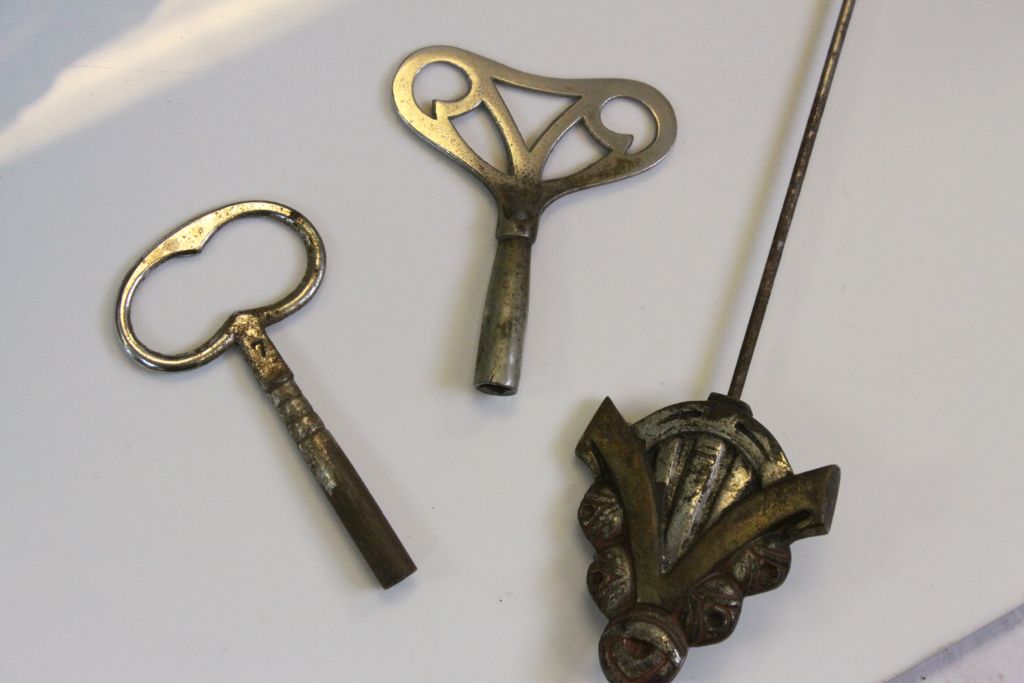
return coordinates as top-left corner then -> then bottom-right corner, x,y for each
0,0 -> 335,166
0,1 -> 160,129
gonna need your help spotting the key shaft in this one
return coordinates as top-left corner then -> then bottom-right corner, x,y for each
475,222 -> 534,395
233,314 -> 416,588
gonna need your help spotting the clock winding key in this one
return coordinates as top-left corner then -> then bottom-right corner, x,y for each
394,46 -> 677,395
116,201 -> 416,589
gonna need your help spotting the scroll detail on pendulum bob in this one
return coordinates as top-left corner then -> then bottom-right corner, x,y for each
577,395 -> 839,683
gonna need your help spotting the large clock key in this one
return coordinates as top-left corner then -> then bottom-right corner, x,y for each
394,46 -> 677,395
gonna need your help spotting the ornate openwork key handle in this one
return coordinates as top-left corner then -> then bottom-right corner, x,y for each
394,46 -> 676,395
577,2 -> 855,680
116,201 -> 416,589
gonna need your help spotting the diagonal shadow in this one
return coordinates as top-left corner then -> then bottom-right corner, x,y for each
0,1 -> 162,129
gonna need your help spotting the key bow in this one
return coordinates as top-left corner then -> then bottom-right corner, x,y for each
115,201 -> 324,372
393,45 -> 677,219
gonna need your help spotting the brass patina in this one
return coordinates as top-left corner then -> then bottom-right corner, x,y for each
116,201 -> 415,589
578,396 -> 839,682
393,46 -> 676,396
576,2 -> 855,680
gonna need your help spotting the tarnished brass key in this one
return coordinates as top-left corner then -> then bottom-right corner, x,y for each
115,201 -> 416,589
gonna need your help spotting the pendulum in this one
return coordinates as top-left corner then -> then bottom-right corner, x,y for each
393,46 -> 676,396
575,2 -> 854,680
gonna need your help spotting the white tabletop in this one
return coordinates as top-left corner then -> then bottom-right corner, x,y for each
2,1 -> 1022,681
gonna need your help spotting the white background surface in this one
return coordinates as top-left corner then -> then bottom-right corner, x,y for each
2,1 -> 1023,681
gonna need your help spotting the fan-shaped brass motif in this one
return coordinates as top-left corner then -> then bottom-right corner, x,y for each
577,395 -> 839,683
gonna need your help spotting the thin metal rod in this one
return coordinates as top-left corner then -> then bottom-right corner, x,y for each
727,0 -> 856,400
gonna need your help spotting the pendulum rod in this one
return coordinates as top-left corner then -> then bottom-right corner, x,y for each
727,0 -> 856,400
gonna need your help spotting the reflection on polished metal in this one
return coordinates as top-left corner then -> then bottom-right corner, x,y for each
393,46 -> 676,395
576,2 -> 855,680
115,201 -> 416,589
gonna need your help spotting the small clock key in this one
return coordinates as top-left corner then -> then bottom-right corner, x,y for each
116,201 -> 416,589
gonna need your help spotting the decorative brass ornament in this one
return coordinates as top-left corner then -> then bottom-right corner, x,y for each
115,201 -> 416,589
578,396 -> 839,682
393,46 -> 676,396
576,1 -> 855,680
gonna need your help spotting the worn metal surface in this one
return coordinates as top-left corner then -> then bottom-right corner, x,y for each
576,1 -> 855,680
578,396 -> 839,683
393,45 -> 676,395
116,201 -> 416,589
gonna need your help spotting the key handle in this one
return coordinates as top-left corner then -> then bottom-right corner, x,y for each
393,45 -> 677,228
116,201 -> 325,372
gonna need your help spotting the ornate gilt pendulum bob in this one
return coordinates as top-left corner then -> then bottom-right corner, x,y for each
576,2 -> 855,681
